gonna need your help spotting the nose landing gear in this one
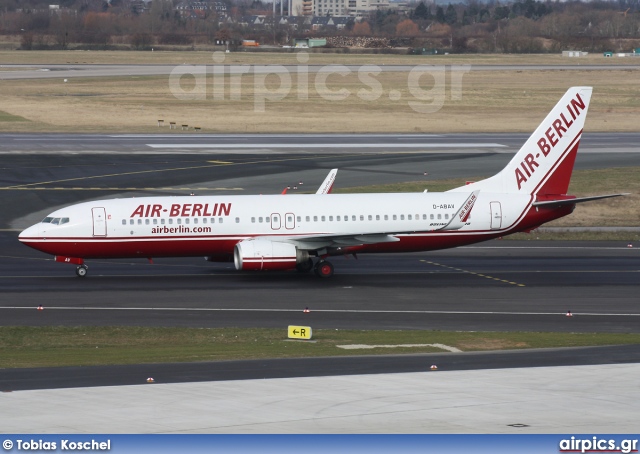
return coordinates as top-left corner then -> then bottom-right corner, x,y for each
75,265 -> 88,277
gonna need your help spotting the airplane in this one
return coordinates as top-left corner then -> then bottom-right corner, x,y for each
19,86 -> 626,278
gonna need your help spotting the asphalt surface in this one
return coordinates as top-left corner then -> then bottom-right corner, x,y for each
1,63 -> 639,80
1,138 -> 638,392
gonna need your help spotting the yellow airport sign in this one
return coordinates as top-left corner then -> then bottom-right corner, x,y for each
288,325 -> 312,340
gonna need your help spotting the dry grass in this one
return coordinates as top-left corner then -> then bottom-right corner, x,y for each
2,50 -> 640,66
0,67 -> 639,133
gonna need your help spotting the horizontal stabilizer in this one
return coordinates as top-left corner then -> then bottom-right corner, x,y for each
533,193 -> 628,208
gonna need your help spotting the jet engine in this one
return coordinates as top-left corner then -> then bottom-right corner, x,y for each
234,239 -> 309,271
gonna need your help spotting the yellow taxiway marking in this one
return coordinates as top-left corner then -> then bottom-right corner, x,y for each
420,260 -> 526,287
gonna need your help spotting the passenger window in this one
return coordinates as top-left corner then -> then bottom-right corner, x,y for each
259,217 -> 263,223
306,216 -> 310,222
393,215 -> 397,221
130,219 -> 134,225
210,218 -> 215,224
344,216 -> 348,222
193,218 -> 198,224
352,215 -> 356,221
313,216 -> 318,222
153,219 -> 158,225
384,215 -> 388,221
177,219 -> 182,225
202,218 -> 206,224
235,217 -> 240,223
337,216 -> 340,221
219,218 -> 223,224
297,216 -> 301,222
161,219 -> 165,225
445,214 -> 449,219
376,215 -> 380,220
138,219 -> 142,225
329,216 -> 333,221
145,219 -> 150,225
265,217 -> 270,223
368,215 -> 372,221
321,216 -> 325,222
430,214 -> 434,220
437,214 -> 442,220
185,218 -> 189,225
169,219 -> 173,225
359,215 -> 364,221
408,215 -> 412,220
423,214 -> 427,220
400,215 -> 404,221
252,217 -> 255,223
122,219 -> 126,225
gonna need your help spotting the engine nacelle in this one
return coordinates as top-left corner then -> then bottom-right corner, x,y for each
234,239 -> 309,271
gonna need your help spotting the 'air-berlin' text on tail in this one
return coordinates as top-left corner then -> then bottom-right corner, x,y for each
453,86 -> 592,197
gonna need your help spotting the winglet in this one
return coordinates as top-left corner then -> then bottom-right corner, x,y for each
316,169 -> 338,194
439,190 -> 479,231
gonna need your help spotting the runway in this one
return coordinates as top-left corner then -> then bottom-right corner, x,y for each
1,63 -> 639,80
1,135 -> 639,433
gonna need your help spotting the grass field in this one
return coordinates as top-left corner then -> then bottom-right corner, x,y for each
0,57 -> 639,133
3,50 -> 640,66
2,326 -> 640,368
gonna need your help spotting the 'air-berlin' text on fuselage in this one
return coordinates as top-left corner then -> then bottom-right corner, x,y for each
514,93 -> 586,191
130,203 -> 232,218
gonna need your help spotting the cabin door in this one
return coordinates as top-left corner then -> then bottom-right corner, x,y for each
490,202 -> 502,230
92,207 -> 107,237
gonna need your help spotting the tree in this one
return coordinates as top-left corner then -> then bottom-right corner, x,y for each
436,6 -> 445,23
352,21 -> 371,36
396,19 -> 420,37
414,2 -> 430,20
445,4 -> 457,25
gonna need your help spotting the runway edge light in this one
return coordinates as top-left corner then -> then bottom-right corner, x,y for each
288,325 -> 312,340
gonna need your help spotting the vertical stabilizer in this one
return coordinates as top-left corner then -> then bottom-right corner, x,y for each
450,87 -> 592,196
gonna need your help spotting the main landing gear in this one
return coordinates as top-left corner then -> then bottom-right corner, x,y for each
313,260 -> 334,278
296,258 -> 335,278
75,265 -> 88,277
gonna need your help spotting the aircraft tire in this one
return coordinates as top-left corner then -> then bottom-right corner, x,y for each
314,260 -> 334,278
296,258 -> 314,273
76,265 -> 88,277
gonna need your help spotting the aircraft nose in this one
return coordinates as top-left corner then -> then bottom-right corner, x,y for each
19,224 -> 40,241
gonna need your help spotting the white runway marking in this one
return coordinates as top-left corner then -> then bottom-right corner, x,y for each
146,143 -> 507,149
337,343 -> 462,352
1,306 -> 639,316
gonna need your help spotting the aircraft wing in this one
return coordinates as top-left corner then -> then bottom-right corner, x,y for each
532,193 -> 628,208
284,191 -> 479,251
288,233 -> 400,250
316,169 -> 338,194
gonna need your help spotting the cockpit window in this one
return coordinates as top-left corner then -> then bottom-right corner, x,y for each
42,216 -> 70,225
